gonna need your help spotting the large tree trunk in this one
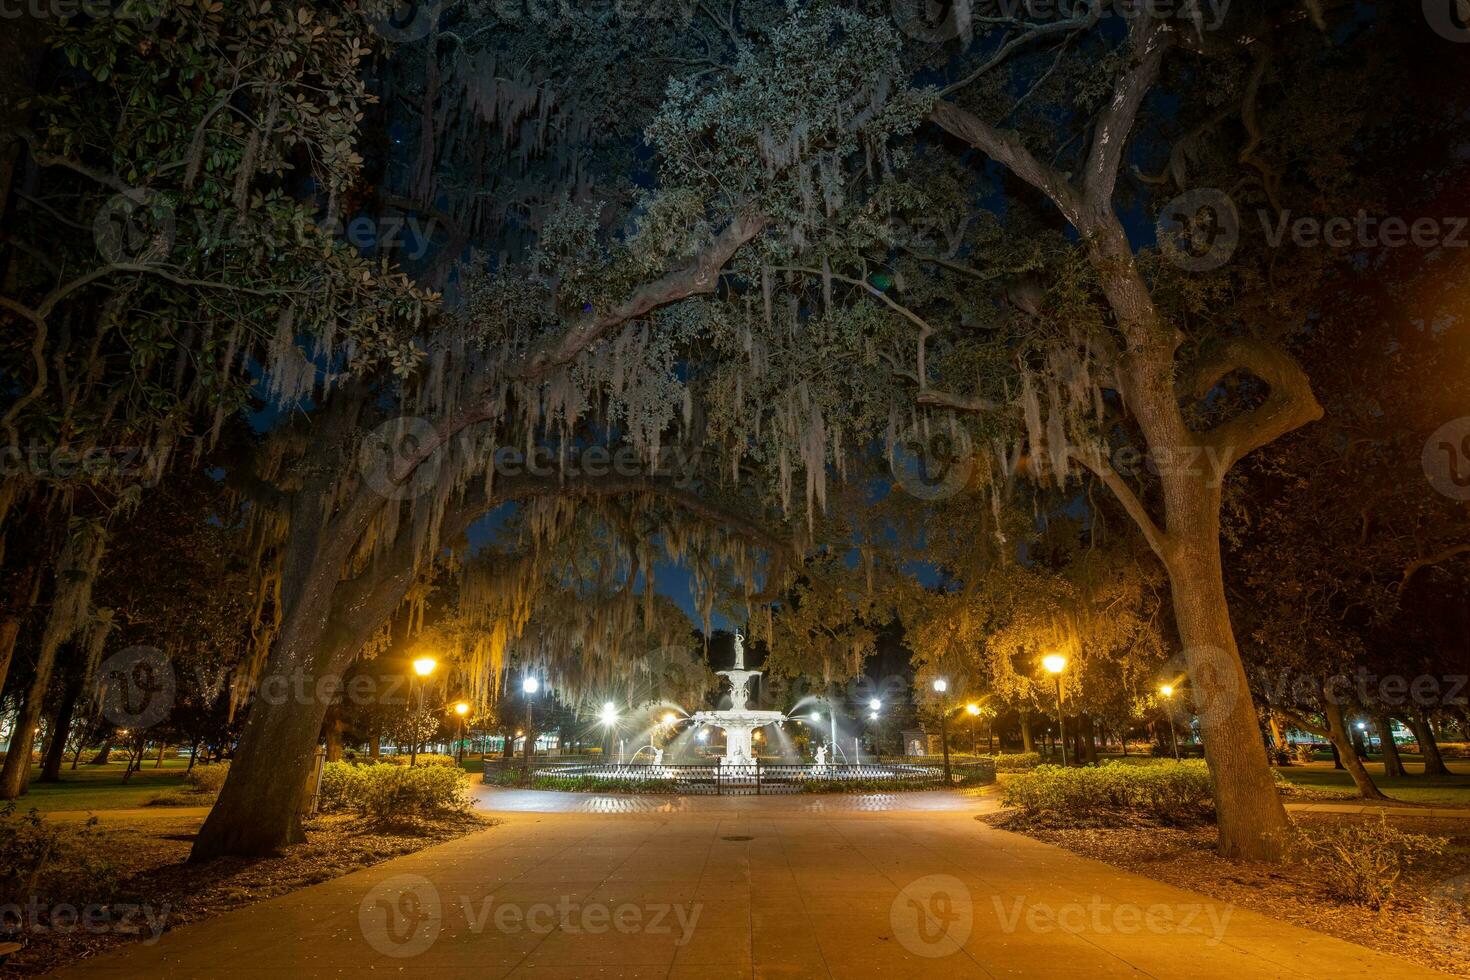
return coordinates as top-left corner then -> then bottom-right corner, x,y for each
1409,711 -> 1451,776
0,682 -> 46,797
38,673 -> 83,783
1165,544 -> 1292,859
1019,713 -> 1035,753
190,633 -> 335,859
1323,700 -> 1387,801
1375,713 -> 1406,778
1078,714 -> 1100,765
88,739 -> 113,765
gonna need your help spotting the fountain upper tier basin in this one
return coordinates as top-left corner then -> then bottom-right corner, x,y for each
689,709 -> 787,726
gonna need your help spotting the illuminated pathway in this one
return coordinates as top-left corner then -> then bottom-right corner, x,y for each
57,788 -> 1450,978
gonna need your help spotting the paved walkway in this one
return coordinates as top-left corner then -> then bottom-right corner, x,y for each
54,790 -> 1452,979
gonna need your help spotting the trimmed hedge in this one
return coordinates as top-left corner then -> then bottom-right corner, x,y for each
383,753 -> 458,768
1001,760 -> 1215,827
986,752 -> 1041,772
318,761 -> 469,822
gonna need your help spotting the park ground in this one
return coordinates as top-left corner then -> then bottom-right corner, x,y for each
13,784 -> 1470,979
3,757 -> 1468,977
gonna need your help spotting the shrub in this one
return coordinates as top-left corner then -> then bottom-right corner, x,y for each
1283,816 -> 1447,908
383,753 -> 457,768
986,752 -> 1041,772
184,761 -> 230,794
483,765 -> 530,787
1002,760 -> 1214,827
1439,742 -> 1469,759
529,774 -> 676,794
0,805 -> 121,908
317,761 -> 468,824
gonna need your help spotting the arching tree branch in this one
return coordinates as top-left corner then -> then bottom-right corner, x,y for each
1186,338 -> 1324,471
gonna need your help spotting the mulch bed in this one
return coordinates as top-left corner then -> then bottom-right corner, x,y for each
982,811 -> 1470,977
1,811 -> 494,977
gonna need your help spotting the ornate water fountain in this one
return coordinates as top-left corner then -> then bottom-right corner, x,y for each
690,630 -> 786,766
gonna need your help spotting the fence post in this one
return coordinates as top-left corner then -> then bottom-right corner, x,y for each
756,758 -> 761,795
716,764 -> 722,796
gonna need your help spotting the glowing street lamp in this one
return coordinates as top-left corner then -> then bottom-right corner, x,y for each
1159,684 -> 1180,762
408,655 -> 437,767
521,675 -> 539,771
869,699 -> 881,711
933,678 -> 952,782
966,703 -> 982,755
1044,654 -> 1068,766
662,712 -> 678,727
600,701 -> 619,760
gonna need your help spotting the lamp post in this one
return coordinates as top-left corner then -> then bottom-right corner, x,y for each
600,701 -> 618,761
1043,654 -> 1067,766
521,675 -> 539,772
409,656 -> 436,766
966,703 -> 981,754
869,699 -> 881,763
933,678 -> 951,782
1159,684 -> 1181,762
453,701 -> 470,764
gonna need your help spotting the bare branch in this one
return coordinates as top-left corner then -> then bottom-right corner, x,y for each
938,9 -> 1103,99
514,212 -> 766,383
927,101 -> 1083,224
1068,444 -> 1172,561
1399,544 -> 1470,597
1082,17 -> 1168,208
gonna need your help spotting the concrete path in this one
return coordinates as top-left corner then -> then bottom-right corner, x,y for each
54,790 -> 1452,979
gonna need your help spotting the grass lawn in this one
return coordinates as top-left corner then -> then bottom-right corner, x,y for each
8,758 -> 196,812
1273,758 -> 1470,805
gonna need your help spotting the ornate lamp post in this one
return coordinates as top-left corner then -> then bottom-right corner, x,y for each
1159,684 -> 1181,761
521,676 -> 539,772
869,699 -> 881,763
933,678 -> 951,781
600,701 -> 618,761
1043,654 -> 1067,766
966,703 -> 982,754
409,656 -> 436,766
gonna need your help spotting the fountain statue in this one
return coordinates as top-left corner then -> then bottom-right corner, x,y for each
690,630 -> 787,767
653,747 -> 664,765
814,744 -> 828,768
